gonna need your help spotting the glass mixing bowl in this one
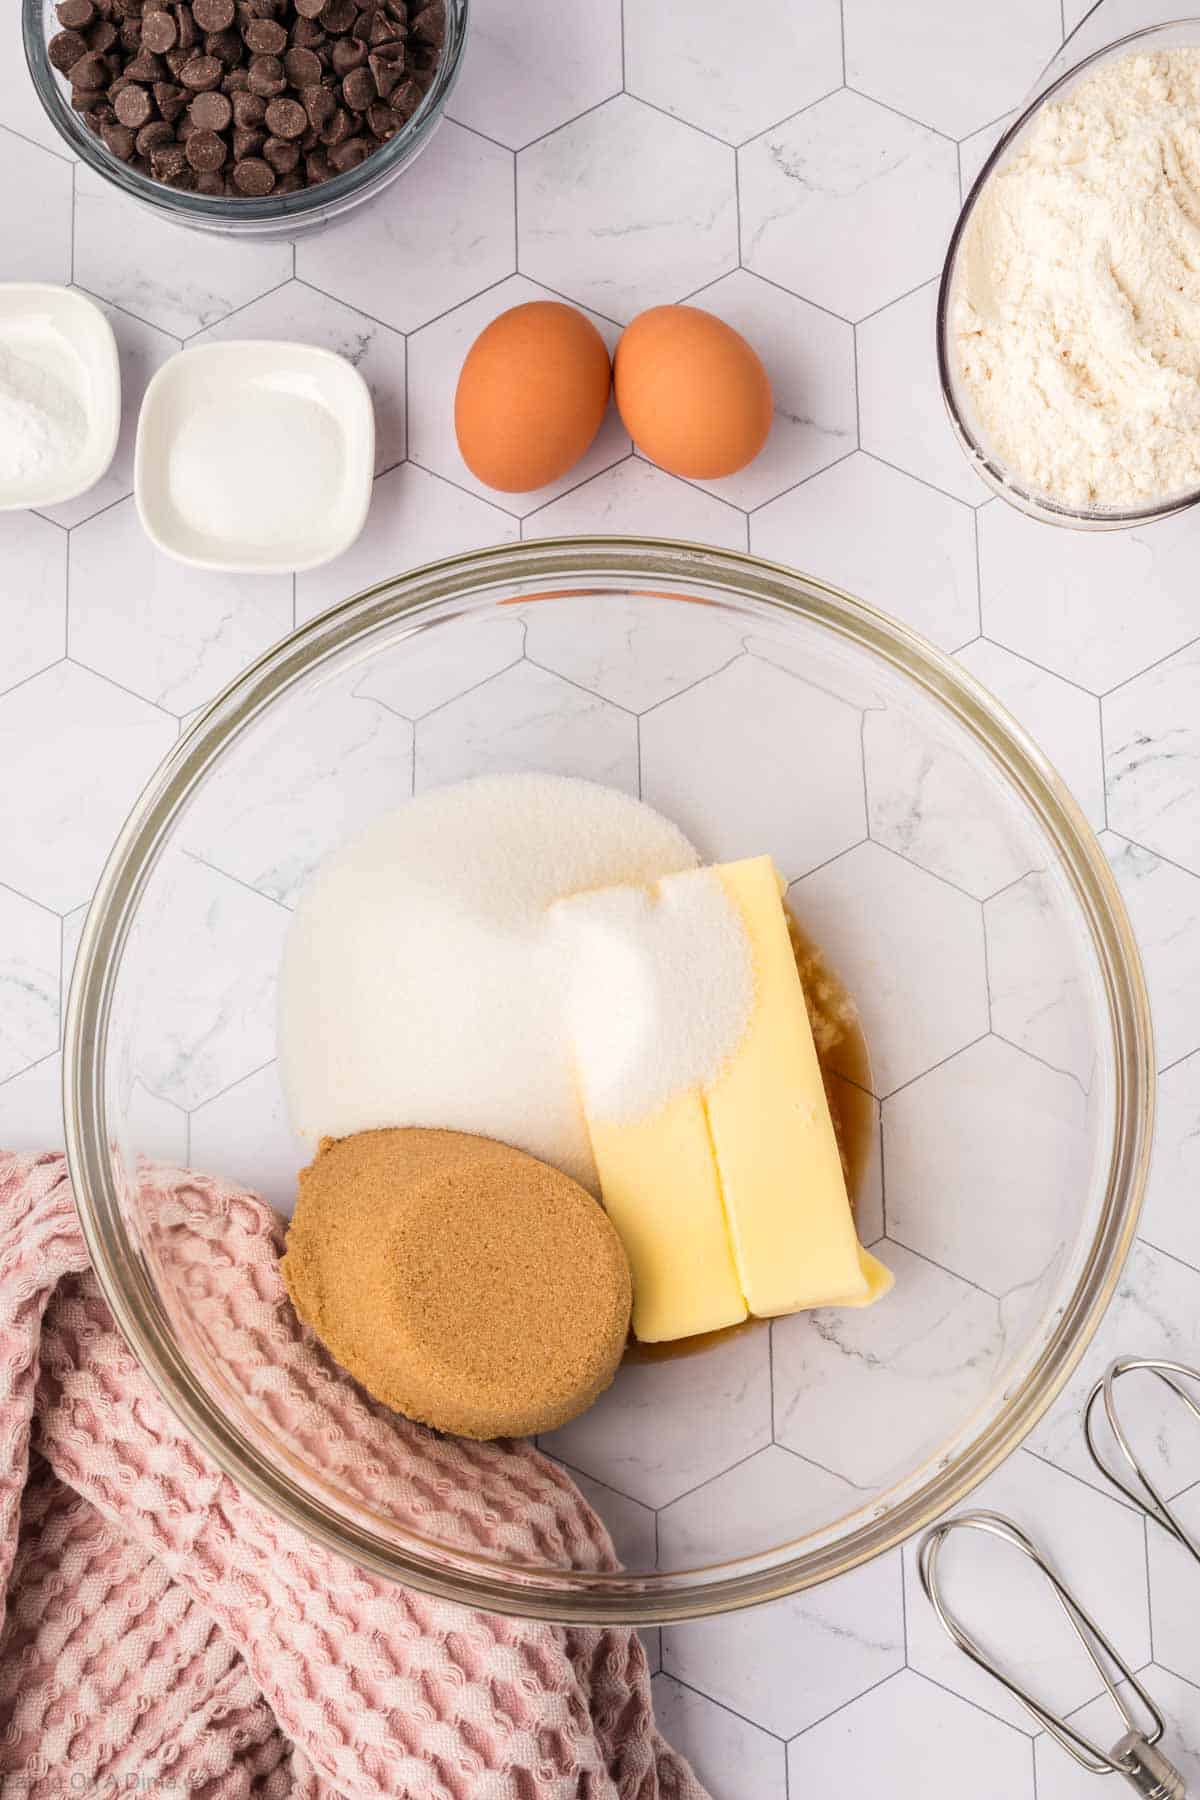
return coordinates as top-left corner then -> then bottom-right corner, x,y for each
23,0 -> 467,238
64,538 -> 1153,1622
937,15 -> 1200,529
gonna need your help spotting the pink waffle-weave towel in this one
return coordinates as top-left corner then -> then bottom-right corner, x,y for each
0,1150 -> 707,1800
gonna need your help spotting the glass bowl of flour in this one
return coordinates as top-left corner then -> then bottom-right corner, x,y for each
64,537 -> 1152,1620
939,15 -> 1200,528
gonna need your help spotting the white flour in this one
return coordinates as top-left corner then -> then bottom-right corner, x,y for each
0,338 -> 87,487
955,48 -> 1200,508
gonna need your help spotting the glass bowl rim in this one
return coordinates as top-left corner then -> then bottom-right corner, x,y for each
936,15 -> 1200,529
64,535 -> 1155,1623
21,0 -> 469,228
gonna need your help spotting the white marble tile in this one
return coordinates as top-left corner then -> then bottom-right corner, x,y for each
864,706 -> 1033,900
0,128 -> 73,287
1035,1665 -> 1200,1800
902,1450 -> 1151,1734
1024,1240 -> 1200,1501
188,1061 -> 306,1218
979,503 -> 1200,694
983,871 -> 1096,1086
530,457 -> 745,549
544,1326 -> 771,1509
652,1676 -> 787,1800
626,0 -> 842,145
195,282 -> 407,477
179,686 -> 413,907
73,169 -> 291,339
353,613 -> 526,720
0,6 -> 77,160
790,841 -> 988,1096
415,657 -> 639,794
1103,832 -> 1200,1073
297,124 -> 514,335
130,856 -> 289,1112
658,1446 -> 862,1568
0,886 -> 59,1083
448,0 -> 622,149
857,279 -> 989,507
42,301 -> 180,530
1,512 -> 66,694
680,269 -> 857,508
69,499 -> 293,715
60,904 -> 85,1033
663,1551 -> 903,1738
0,661 -> 175,912
407,274 -> 628,517
751,453 -> 979,653
772,1242 -> 1004,1488
884,1036 -> 1086,1295
959,111 -> 1018,197
1139,1051 -> 1200,1272
844,0 -> 1060,138
0,1049 -> 186,1163
1147,1488 -> 1200,1688
567,1470 -> 657,1574
956,639 -> 1105,833
739,91 -> 960,322
522,591 -> 742,715
296,463 -> 518,625
1104,641 -> 1200,877
790,1669 -> 1033,1799
517,95 -> 738,324
639,654 -> 866,880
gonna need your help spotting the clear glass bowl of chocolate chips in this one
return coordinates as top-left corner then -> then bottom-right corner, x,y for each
65,539 -> 1153,1623
24,0 -> 466,235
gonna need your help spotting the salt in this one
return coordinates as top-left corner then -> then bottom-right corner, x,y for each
0,337 -> 87,487
279,773 -> 704,1190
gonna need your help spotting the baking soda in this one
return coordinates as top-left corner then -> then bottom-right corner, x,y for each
280,773 -> 707,1189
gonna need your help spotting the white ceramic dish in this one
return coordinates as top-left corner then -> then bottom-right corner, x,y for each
0,283 -> 119,511
134,340 -> 375,574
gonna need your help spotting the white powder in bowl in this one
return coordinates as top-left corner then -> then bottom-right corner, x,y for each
279,773 -> 703,1190
954,47 -> 1200,508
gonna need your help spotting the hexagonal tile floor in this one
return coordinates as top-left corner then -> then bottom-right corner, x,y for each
6,1 -> 1200,1789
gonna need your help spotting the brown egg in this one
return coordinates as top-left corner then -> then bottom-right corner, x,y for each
614,305 -> 773,479
454,301 -> 612,493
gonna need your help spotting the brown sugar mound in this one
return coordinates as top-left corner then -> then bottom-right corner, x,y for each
281,1127 -> 633,1440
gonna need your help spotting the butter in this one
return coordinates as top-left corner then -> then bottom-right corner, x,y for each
706,857 -> 891,1317
556,854 -> 891,1341
587,1090 -> 747,1342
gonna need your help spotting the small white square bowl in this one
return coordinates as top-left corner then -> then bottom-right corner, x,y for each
134,340 -> 375,574
0,283 -> 120,511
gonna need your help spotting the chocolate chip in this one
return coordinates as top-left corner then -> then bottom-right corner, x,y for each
263,131 -> 300,169
329,32 -> 365,71
305,145 -> 332,181
140,7 -> 177,48
300,80 -> 334,126
71,86 -> 108,110
194,168 -> 226,191
87,20 -> 120,51
100,117 -> 136,155
409,0 -> 440,44
186,125 -> 226,167
57,0 -> 97,25
222,66 -> 250,89
113,80 -> 153,121
319,0 -> 355,27
328,132 -> 367,170
136,116 -> 175,150
150,140 -> 188,177
246,51 -> 284,92
264,93 -> 305,136
340,63 -> 372,109
283,43 -> 320,83
69,49 -> 110,85
123,45 -> 165,76
232,153 -> 274,191
189,85 -> 231,126
176,109 -> 197,136
275,169 -> 303,191
163,45 -> 190,73
180,50 -> 222,84
367,10 -> 398,44
365,97 -> 398,137
152,78 -> 187,117
231,86 -> 265,123
119,17 -> 143,47
191,0 -> 233,26
294,0 -> 324,14
48,28 -> 89,70
290,14 -> 324,44
232,123 -> 265,156
175,3 -> 200,48
204,26 -> 243,62
367,43 -> 401,95
243,14 -> 286,50
319,101 -> 349,143
388,74 -> 420,116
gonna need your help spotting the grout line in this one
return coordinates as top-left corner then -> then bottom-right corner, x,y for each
785,1668 -> 902,1744
662,1672 -> 790,1745
837,0 -> 848,83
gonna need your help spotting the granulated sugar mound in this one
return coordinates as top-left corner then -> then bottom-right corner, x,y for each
279,774 -> 701,1189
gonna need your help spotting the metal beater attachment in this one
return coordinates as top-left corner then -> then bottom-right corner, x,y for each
917,1511 -> 1185,1797
1084,1357 -> 1200,1565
